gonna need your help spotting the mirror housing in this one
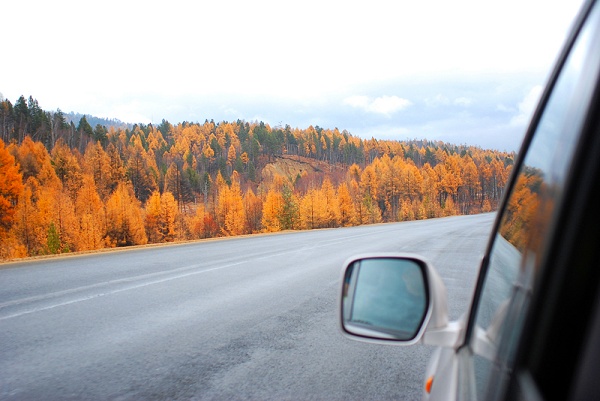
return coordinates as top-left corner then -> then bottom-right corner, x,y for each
340,253 -> 455,346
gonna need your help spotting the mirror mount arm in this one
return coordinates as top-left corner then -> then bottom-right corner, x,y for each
419,260 -> 465,348
422,319 -> 464,348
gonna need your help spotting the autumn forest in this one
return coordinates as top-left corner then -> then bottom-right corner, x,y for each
0,95 -> 514,260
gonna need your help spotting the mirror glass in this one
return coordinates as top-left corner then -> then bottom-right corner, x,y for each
342,257 -> 428,340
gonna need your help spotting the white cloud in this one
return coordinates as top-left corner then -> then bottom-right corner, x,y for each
454,97 -> 473,106
424,94 -> 450,107
344,95 -> 412,116
425,95 -> 472,107
510,85 -> 543,127
496,104 -> 515,113
223,107 -> 240,116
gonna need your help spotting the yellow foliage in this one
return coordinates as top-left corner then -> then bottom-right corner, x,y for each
262,189 -> 283,232
337,183 -> 356,227
75,175 -> 105,251
244,188 -> 262,233
218,179 -> 245,236
105,183 -> 147,247
1,123 -> 516,258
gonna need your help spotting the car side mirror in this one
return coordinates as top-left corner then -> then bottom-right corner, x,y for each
340,254 -> 454,346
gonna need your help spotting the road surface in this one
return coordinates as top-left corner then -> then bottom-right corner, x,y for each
0,213 -> 495,400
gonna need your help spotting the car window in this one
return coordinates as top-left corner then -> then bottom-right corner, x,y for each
469,2 -> 600,399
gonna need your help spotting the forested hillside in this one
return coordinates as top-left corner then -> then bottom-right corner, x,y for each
0,95 -> 514,260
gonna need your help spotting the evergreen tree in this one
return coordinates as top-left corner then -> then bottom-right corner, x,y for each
279,184 -> 299,230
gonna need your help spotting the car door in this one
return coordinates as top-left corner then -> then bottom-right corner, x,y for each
458,1 -> 600,400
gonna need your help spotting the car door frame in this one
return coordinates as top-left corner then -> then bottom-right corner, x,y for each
452,0 -> 600,399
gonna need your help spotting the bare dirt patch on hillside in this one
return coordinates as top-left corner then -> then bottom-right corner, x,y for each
261,155 -> 345,184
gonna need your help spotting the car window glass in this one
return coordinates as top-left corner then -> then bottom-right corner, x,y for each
469,3 -> 600,398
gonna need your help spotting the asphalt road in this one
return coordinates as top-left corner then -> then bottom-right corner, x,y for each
0,213 -> 495,400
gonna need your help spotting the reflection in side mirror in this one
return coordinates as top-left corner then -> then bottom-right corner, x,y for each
341,256 -> 429,342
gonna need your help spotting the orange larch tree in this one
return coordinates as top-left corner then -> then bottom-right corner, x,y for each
460,156 -> 480,214
217,175 -> 245,236
145,190 -> 181,243
10,184 -> 37,257
44,187 -> 78,254
0,139 -> 24,231
126,139 -> 157,203
75,174 -> 105,251
337,182 -> 356,227
321,177 -> 339,228
187,203 -> 206,239
420,163 -> 441,218
105,182 -> 147,247
82,141 -> 114,201
144,191 -> 162,243
243,187 -> 263,233
159,191 -> 178,242
299,188 -> 321,230
262,189 -> 283,232
51,139 -> 83,203
0,139 -> 25,259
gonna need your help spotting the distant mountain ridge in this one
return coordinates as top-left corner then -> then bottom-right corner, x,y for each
64,112 -> 132,130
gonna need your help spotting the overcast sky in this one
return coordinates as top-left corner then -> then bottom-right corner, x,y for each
1,0 -> 583,151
